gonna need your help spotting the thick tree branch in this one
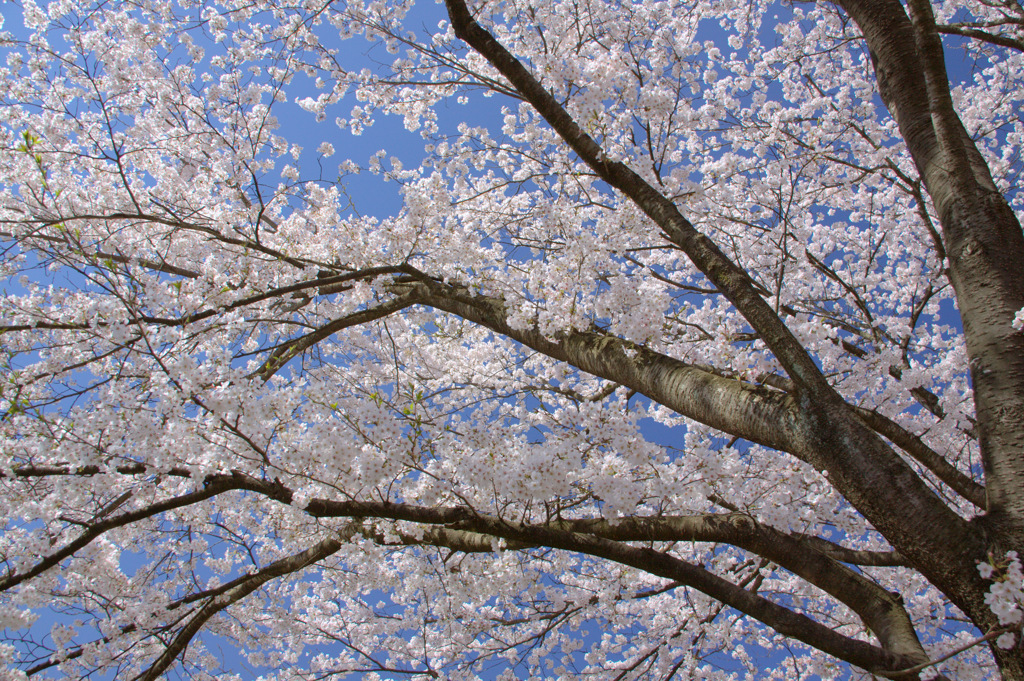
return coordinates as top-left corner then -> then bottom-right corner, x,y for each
402,276 -> 977,571
0,464 -> 932,674
396,277 -> 801,453
428,514 -> 914,674
838,0 -> 1024,558
442,0 -> 835,399
440,0 -> 989,636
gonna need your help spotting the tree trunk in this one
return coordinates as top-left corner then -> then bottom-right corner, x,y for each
834,0 -> 1024,674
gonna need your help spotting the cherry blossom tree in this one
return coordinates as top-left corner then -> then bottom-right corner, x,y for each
1,0 -> 1023,677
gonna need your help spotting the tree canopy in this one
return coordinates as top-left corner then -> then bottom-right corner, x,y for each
1,0 -> 1023,678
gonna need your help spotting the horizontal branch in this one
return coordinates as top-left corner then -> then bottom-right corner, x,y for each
936,24 -> 1024,52
0,266 -> 409,336
4,462 -> 931,674
3,462 -> 190,478
0,228 -> 202,278
0,464 -> 907,569
212,473 -> 926,668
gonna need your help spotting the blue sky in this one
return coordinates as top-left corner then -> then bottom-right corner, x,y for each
0,0 -> 991,678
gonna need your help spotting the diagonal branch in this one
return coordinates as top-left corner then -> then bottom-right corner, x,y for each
409,514 -> 914,675
442,0 -> 833,399
254,288 -> 426,380
850,405 -> 986,508
438,0 -> 982,613
448,513 -> 928,667
393,276 -> 801,453
0,481 -> 239,594
132,527 -> 359,681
